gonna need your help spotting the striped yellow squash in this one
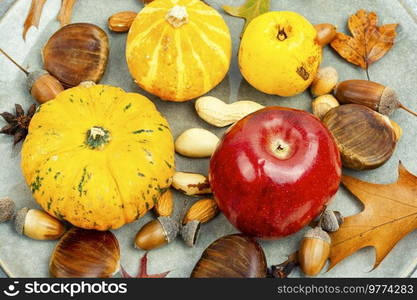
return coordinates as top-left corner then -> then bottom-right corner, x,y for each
21,84 -> 175,230
126,0 -> 232,102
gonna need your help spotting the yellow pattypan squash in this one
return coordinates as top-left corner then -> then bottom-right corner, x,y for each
126,0 -> 232,102
239,11 -> 322,97
21,85 -> 175,230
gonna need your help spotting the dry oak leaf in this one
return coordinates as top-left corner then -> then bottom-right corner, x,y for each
330,9 -> 398,69
223,0 -> 270,37
329,162 -> 417,270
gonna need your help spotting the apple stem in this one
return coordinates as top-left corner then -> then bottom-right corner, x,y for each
271,139 -> 291,160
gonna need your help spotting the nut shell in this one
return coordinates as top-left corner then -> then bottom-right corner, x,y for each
175,128 -> 219,158
183,198 -> 218,224
153,190 -> 174,217
191,234 -> 267,278
195,96 -> 264,127
43,23 -> 109,88
50,227 -> 120,278
172,172 -> 211,196
311,67 -> 338,96
108,11 -> 137,33
311,94 -> 339,120
323,104 -> 397,170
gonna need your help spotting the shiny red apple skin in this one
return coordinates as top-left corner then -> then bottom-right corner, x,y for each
209,106 -> 341,239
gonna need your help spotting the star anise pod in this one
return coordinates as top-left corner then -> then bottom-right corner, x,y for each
268,252 -> 299,278
0,104 -> 36,145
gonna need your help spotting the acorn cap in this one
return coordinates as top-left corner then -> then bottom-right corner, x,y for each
304,226 -> 331,244
14,207 -> 29,235
158,216 -> 179,243
379,86 -> 401,116
321,210 -> 341,233
0,197 -> 15,223
334,211 -> 344,225
181,220 -> 201,247
27,69 -> 48,91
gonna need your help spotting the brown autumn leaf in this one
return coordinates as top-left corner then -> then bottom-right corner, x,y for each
330,9 -> 398,70
23,0 -> 47,40
223,0 -> 270,37
329,162 -> 417,270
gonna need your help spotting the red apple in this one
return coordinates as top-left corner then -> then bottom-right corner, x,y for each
209,106 -> 341,239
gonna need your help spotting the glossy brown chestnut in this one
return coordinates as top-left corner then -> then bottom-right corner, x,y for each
191,234 -> 267,278
323,104 -> 397,170
43,23 -> 109,88
49,228 -> 120,278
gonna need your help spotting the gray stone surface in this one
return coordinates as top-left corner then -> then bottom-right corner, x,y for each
0,0 -> 417,278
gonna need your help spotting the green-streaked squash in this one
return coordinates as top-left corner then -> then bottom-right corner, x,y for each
21,84 -> 174,230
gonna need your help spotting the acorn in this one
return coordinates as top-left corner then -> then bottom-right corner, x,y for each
153,190 -> 174,217
50,227 -> 120,278
14,208 -> 66,240
0,197 -> 15,223
322,104 -> 397,170
334,80 -> 417,117
108,11 -> 137,33
43,23 -> 109,88
182,198 -> 218,225
298,227 -> 331,276
0,48 -> 64,104
314,23 -> 337,46
320,210 -> 344,233
191,234 -> 267,278
134,217 -> 179,250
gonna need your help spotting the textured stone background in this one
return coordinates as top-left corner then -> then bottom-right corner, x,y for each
0,0 -> 416,278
